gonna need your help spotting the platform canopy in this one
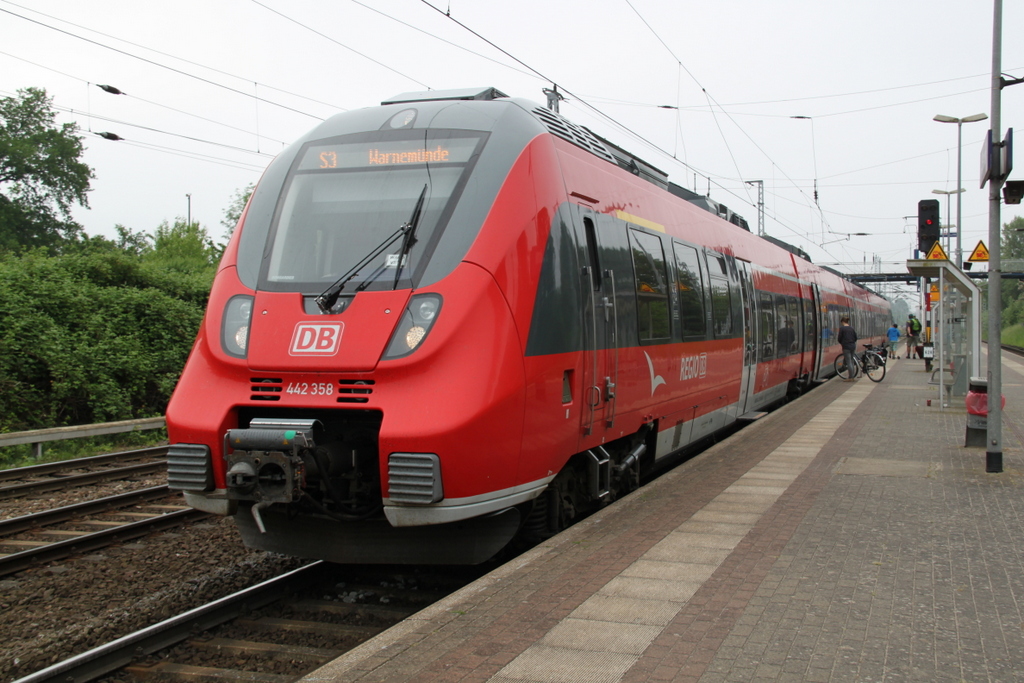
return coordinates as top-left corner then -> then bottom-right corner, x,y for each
906,258 -> 981,385
906,259 -> 981,297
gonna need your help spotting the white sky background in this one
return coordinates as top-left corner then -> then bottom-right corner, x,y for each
1,0 -> 1021,292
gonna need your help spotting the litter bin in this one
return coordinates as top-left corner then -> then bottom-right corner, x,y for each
964,376 -> 1005,449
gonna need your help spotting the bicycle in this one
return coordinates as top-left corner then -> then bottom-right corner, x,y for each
834,343 -> 886,382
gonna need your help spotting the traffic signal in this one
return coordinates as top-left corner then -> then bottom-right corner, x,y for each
917,199 -> 940,253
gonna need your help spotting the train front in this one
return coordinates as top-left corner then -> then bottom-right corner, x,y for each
166,90 -> 551,564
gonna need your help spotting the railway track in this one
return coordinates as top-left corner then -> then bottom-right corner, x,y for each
15,561 -> 477,683
0,486 -> 208,577
0,446 -> 168,500
1002,342 -> 1024,358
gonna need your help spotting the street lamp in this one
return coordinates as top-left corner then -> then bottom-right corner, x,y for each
932,188 -> 965,255
933,112 -> 987,265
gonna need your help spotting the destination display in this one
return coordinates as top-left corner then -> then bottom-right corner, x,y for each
297,137 -> 478,171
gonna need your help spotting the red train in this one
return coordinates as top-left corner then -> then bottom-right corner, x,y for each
166,87 -> 889,564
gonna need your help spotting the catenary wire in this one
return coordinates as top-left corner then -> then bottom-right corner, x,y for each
0,0 -> 347,114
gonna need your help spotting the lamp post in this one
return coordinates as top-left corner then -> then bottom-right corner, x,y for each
933,112 -> 987,266
932,188 -> 964,255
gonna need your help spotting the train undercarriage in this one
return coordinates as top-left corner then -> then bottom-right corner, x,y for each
194,408 -> 656,565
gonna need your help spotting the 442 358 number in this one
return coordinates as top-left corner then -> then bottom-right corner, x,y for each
285,382 -> 333,396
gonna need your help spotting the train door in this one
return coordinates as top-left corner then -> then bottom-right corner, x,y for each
736,260 -> 758,415
811,285 -> 825,380
576,206 -> 619,437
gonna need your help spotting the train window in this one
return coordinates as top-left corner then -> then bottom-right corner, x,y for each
709,278 -> 733,339
583,217 -> 602,291
787,297 -> 802,354
803,298 -> 816,350
774,294 -> 793,357
672,243 -> 706,339
758,290 -> 775,361
708,253 -> 728,276
629,229 -> 671,341
261,131 -> 485,292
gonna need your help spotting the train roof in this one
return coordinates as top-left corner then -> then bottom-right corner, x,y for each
331,89 -> 875,299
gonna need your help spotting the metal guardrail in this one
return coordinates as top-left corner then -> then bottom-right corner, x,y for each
0,417 -> 166,458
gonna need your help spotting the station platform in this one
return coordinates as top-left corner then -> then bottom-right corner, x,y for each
302,349 -> 1024,683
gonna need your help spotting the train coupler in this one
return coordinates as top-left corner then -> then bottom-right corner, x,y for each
223,419 -> 323,531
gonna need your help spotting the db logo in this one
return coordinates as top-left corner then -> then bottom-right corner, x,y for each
289,323 -> 343,356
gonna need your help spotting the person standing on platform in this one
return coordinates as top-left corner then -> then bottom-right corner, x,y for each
887,323 -> 900,359
838,316 -> 858,381
905,315 -> 921,359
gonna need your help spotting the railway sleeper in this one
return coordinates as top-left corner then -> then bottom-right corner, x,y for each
290,597 -> 415,621
126,662 -> 291,683
189,637 -> 342,663
236,616 -> 387,639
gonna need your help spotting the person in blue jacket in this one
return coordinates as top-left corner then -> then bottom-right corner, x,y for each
887,323 -> 900,359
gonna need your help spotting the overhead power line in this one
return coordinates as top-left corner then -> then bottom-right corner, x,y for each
0,3 -> 322,120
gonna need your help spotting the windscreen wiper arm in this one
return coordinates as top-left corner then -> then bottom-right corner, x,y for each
391,184 -> 427,290
314,184 -> 429,312
315,226 -> 406,313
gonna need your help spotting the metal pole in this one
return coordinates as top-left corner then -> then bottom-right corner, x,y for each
939,267 -> 945,409
956,122 -> 963,266
986,0 -> 1003,473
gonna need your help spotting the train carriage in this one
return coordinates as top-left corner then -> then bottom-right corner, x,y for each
166,88 -> 889,564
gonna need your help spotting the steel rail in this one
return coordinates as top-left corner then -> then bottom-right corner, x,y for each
0,446 -> 168,483
0,461 -> 167,500
0,485 -> 175,536
0,507 -> 210,578
10,561 -> 326,683
1001,343 -> 1024,358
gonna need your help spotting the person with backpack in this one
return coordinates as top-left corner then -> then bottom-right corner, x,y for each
906,314 -> 922,359
887,323 -> 901,359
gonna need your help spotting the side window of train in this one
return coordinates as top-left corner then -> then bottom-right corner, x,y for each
774,294 -> 790,357
582,217 -> 602,291
628,228 -> 671,342
757,290 -> 775,361
803,298 -> 816,350
706,251 -> 732,339
787,297 -> 802,354
672,242 -> 706,340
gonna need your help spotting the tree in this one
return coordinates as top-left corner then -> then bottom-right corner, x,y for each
221,182 -> 254,239
0,88 -> 93,251
146,219 -> 220,274
999,216 -> 1024,326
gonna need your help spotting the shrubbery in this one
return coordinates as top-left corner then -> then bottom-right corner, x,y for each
0,224 -> 217,432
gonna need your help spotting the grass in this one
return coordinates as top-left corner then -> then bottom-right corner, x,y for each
0,429 -> 168,471
1002,324 -> 1024,347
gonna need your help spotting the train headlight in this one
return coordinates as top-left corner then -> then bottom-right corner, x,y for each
221,295 -> 254,358
382,294 -> 442,359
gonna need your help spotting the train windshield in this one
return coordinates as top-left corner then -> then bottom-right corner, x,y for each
262,130 -> 485,292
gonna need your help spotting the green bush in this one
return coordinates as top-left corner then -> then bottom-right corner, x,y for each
1002,324 -> 1024,348
0,248 -> 210,432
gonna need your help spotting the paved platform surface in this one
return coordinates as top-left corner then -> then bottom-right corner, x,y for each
302,350 -> 1024,682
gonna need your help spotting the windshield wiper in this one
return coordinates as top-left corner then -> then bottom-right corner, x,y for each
314,184 -> 429,313
392,184 -> 427,290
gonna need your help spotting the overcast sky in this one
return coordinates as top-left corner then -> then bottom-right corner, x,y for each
2,0 -> 1021,290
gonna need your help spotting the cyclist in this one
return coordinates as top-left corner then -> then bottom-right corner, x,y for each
838,316 -> 858,381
